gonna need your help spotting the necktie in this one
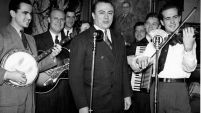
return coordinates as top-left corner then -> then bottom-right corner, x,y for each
55,35 -> 59,44
66,30 -> 69,37
158,42 -> 170,73
20,30 -> 28,49
104,30 -> 112,49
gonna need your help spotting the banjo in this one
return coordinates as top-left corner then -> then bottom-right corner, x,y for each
1,37 -> 71,87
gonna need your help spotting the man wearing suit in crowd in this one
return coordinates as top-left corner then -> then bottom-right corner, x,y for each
69,0 -> 132,113
34,9 -> 75,113
0,0 -> 61,113
144,13 -> 161,42
63,9 -> 78,49
126,22 -> 150,113
126,13 -> 161,113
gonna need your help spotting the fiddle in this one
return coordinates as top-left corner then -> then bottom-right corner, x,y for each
147,7 -> 197,58
159,7 -> 197,49
168,27 -> 198,46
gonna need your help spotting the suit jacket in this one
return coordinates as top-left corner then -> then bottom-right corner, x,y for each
69,26 -> 132,113
34,31 -> 74,113
35,31 -> 70,52
0,24 -> 56,113
34,31 -> 70,65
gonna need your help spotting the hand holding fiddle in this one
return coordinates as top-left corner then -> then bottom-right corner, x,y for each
182,27 -> 195,52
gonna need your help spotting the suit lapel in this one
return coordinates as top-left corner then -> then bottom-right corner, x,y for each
89,27 -> 114,57
44,31 -> 54,49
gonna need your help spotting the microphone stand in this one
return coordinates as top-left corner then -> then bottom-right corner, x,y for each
153,37 -> 160,113
89,34 -> 98,113
152,7 -> 197,113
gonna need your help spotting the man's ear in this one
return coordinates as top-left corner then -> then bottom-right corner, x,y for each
48,17 -> 50,23
160,20 -> 164,26
178,15 -> 181,22
158,25 -> 161,29
10,10 -> 15,18
92,13 -> 95,20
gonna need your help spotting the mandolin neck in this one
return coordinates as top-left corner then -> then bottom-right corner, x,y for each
35,37 -> 71,62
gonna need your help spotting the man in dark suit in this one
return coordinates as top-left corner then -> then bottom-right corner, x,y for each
34,9 -> 76,113
126,22 -> 150,113
69,0 -> 132,113
0,0 -> 61,113
63,9 -> 78,49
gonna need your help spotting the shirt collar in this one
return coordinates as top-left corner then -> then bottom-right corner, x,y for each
93,25 -> 112,42
49,30 -> 61,44
64,28 -> 73,36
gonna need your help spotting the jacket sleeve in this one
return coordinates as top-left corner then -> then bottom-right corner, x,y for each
30,35 -> 57,72
69,36 -> 88,109
0,35 -> 6,85
122,40 -> 132,98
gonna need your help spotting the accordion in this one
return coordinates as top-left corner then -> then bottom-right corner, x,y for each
131,46 -> 153,93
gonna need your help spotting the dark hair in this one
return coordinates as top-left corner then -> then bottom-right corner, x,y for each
64,8 -> 75,15
159,3 -> 181,20
145,12 -> 159,21
122,1 -> 131,7
91,0 -> 114,13
9,0 -> 32,12
133,22 -> 144,30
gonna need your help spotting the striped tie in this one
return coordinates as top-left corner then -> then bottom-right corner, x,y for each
20,30 -> 28,49
104,30 -> 112,49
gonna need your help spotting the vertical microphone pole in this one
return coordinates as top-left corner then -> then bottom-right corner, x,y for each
152,35 -> 162,113
89,35 -> 96,113
154,42 -> 159,113
89,30 -> 103,113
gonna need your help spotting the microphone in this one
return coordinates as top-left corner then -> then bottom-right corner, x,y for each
93,30 -> 103,41
152,35 -> 164,50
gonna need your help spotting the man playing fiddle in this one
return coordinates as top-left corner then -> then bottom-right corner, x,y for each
129,3 -> 197,113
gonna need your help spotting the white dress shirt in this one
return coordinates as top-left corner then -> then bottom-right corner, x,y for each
64,28 -> 73,37
49,30 -> 62,44
143,42 -> 197,78
93,25 -> 112,42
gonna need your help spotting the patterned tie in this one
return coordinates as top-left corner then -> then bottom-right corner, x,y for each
20,30 -> 28,49
55,35 -> 59,44
104,30 -> 112,49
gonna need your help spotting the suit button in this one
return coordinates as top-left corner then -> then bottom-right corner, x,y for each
111,84 -> 113,88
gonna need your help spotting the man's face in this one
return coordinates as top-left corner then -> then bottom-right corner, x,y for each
160,8 -> 181,34
135,25 -> 146,41
122,2 -> 130,15
145,17 -> 160,33
12,3 -> 32,29
92,2 -> 114,30
65,11 -> 76,29
49,10 -> 65,33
